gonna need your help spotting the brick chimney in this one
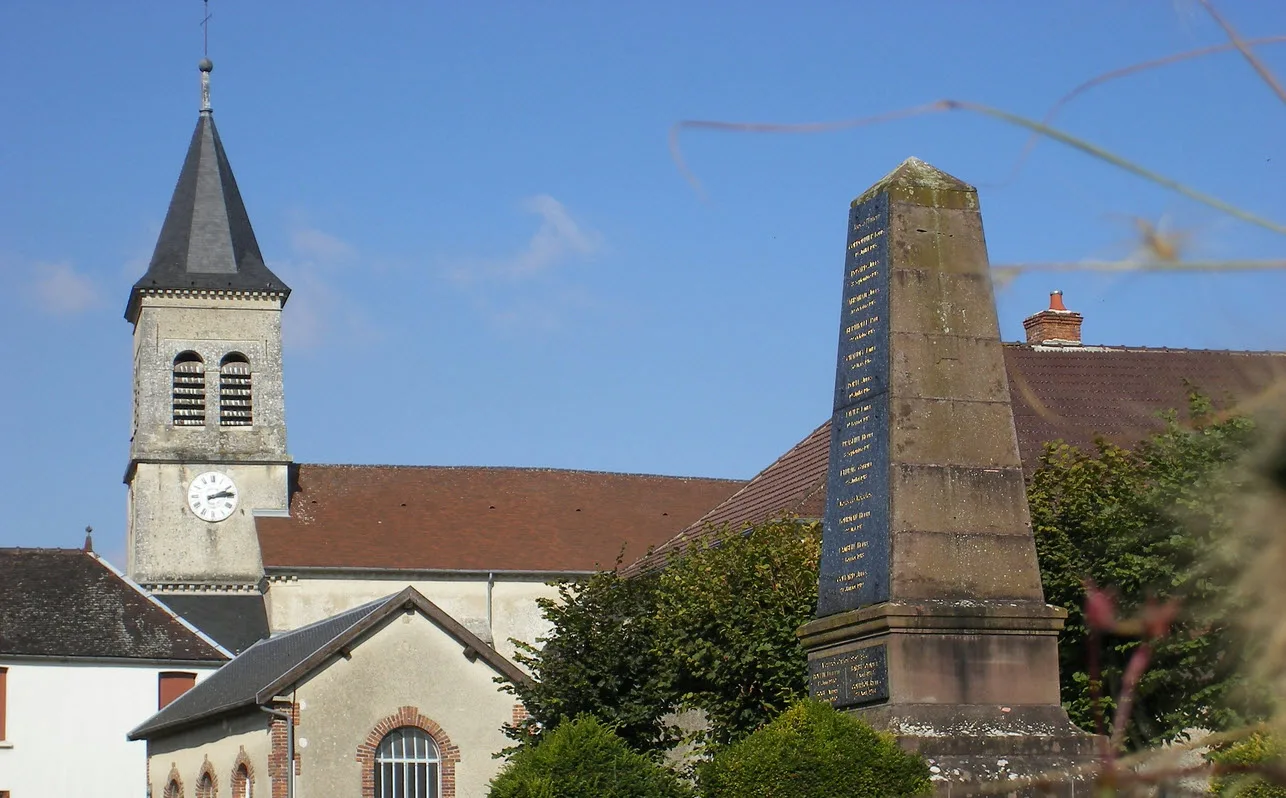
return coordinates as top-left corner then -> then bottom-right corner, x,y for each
1023,291 -> 1083,346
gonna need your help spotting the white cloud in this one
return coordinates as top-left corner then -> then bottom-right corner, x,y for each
449,195 -> 604,284
29,262 -> 101,315
291,227 -> 356,263
273,226 -> 377,351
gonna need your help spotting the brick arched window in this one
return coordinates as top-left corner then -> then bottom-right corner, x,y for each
230,747 -> 254,798
196,758 -> 218,798
172,351 -> 206,426
219,353 -> 252,427
164,765 -> 184,798
357,707 -> 460,798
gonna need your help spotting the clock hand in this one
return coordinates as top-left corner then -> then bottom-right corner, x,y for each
206,490 -> 236,500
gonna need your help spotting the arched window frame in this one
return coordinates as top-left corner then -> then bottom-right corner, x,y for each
357,707 -> 460,798
163,764 -> 185,798
230,746 -> 255,798
172,352 -> 206,426
219,352 -> 253,427
195,757 -> 218,798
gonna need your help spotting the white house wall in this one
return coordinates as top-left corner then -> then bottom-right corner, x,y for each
266,576 -> 566,664
0,660 -> 217,798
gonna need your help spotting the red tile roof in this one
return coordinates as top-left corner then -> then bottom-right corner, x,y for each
256,465 -> 744,572
627,345 -> 1286,574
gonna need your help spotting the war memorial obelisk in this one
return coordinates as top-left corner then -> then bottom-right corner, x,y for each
797,159 -> 1095,791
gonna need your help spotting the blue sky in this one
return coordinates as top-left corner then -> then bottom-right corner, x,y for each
1,1 -> 1282,564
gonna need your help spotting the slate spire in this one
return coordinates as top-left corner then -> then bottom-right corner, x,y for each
125,59 -> 290,322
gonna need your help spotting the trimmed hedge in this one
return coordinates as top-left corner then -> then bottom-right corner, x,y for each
489,715 -> 693,798
698,699 -> 931,798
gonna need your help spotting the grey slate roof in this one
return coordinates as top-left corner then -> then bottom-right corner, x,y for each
129,587 -> 530,740
125,111 -> 289,322
155,594 -> 271,655
0,549 -> 228,663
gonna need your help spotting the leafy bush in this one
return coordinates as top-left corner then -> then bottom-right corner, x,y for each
697,699 -> 930,798
489,715 -> 693,798
1209,733 -> 1286,798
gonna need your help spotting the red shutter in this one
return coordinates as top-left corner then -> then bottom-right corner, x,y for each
0,667 -> 7,740
158,671 -> 197,710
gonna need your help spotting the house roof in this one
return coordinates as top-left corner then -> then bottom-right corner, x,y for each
129,587 -> 527,739
0,549 -> 229,662
154,594 -> 270,655
255,465 -> 744,572
125,98 -> 289,323
627,345 -> 1286,574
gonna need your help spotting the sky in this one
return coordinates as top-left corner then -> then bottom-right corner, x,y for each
0,1 -> 1283,565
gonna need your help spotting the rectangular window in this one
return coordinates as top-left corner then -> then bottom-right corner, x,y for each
0,666 -> 7,741
158,671 -> 197,710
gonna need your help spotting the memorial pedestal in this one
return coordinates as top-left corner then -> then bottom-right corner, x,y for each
800,602 -> 1098,795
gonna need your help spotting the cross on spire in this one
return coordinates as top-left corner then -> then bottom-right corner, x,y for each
201,0 -> 212,57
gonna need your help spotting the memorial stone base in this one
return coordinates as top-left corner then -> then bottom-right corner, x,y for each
800,601 -> 1099,796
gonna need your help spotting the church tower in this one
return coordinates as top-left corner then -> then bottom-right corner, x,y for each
125,59 -> 291,591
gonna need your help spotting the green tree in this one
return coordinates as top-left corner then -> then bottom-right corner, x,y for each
504,565 -> 676,753
697,698 -> 930,798
502,517 -> 821,756
652,518 -> 821,748
489,715 -> 693,798
1029,393 -> 1264,747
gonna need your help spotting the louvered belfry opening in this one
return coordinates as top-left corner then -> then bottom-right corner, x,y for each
220,353 -> 253,426
172,351 -> 206,426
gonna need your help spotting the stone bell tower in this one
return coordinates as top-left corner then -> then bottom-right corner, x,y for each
124,59 -> 291,592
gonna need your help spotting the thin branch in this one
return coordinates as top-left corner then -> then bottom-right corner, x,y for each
945,99 -> 1286,236
991,259 -> 1286,277
1200,0 -> 1286,104
670,100 -> 1286,236
1003,36 -> 1286,184
668,103 -> 944,200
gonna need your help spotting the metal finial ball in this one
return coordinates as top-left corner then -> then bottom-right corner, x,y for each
199,58 -> 214,73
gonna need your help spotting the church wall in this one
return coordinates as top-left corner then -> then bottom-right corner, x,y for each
294,612 -> 515,798
0,659 -> 218,798
131,462 -> 288,583
144,711 -> 270,798
266,575 -> 566,664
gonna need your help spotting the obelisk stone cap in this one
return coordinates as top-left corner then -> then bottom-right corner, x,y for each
851,157 -> 978,210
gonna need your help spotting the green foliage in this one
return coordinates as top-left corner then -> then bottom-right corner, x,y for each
697,698 -> 930,798
1209,733 -> 1286,798
504,565 -> 676,753
488,715 -> 693,798
1028,393 -> 1264,747
502,518 -> 821,756
652,518 -> 822,747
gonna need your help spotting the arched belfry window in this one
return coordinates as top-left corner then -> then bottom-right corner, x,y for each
219,353 -> 252,427
375,727 -> 441,798
172,352 -> 206,426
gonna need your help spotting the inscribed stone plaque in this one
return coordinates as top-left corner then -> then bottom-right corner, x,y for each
808,644 -> 889,708
816,193 -> 892,617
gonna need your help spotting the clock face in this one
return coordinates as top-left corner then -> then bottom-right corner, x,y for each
187,471 -> 238,523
